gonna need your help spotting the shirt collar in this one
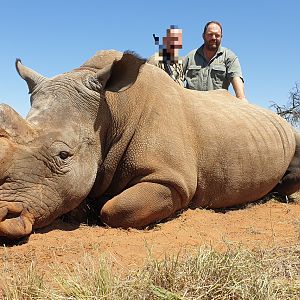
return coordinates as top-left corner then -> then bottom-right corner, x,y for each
197,44 -> 224,57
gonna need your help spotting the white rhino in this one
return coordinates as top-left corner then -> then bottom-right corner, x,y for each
0,50 -> 299,240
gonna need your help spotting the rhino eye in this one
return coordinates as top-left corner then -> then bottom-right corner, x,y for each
59,151 -> 70,160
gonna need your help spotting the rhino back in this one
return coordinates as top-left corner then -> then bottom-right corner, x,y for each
186,91 -> 295,208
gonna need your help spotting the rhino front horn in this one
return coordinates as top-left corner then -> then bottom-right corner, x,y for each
0,104 -> 35,143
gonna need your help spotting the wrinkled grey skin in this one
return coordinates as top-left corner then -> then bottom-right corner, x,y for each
0,50 -> 299,240
0,51 -> 122,238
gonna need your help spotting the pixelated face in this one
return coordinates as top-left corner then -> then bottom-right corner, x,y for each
164,28 -> 183,50
203,23 -> 222,50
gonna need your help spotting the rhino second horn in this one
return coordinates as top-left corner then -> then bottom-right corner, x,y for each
15,59 -> 46,94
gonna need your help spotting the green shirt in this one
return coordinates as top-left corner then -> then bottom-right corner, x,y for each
183,45 -> 243,91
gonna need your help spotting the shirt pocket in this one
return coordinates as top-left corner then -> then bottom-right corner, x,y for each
211,64 -> 226,82
186,65 -> 202,85
187,65 -> 202,77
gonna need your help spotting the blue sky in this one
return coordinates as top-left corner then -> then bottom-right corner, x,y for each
0,0 -> 299,117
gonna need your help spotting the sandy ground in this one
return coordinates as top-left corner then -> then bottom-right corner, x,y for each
0,196 -> 299,275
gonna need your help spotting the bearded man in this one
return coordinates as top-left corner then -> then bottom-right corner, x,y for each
183,21 -> 246,101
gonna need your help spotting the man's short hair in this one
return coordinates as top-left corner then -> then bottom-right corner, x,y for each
167,25 -> 182,36
203,21 -> 223,35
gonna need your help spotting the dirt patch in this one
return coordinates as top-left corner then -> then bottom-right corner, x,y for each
0,198 -> 299,275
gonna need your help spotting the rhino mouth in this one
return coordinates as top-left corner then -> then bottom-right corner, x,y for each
0,202 -> 34,239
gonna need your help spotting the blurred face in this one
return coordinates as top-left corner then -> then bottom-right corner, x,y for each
164,28 -> 183,51
203,23 -> 222,51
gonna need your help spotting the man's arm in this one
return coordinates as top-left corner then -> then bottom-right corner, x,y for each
231,76 -> 247,101
226,50 -> 247,101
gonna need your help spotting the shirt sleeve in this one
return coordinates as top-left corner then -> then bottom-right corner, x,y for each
226,51 -> 244,82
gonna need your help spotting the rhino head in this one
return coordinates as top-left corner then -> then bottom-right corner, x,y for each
0,51 -> 145,239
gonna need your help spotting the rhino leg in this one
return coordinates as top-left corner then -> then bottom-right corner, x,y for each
99,182 -> 183,228
272,132 -> 300,195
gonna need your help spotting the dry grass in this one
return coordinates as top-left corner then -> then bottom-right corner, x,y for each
1,244 -> 299,300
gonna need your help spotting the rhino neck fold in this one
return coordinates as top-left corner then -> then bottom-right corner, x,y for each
90,87 -> 145,198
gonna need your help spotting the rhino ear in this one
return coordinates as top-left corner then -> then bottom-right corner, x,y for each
15,59 -> 46,94
93,51 -> 146,92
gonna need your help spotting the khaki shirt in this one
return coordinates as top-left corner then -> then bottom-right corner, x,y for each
148,53 -> 185,87
183,45 -> 243,91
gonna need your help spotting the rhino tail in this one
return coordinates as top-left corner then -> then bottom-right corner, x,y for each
272,130 -> 300,195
